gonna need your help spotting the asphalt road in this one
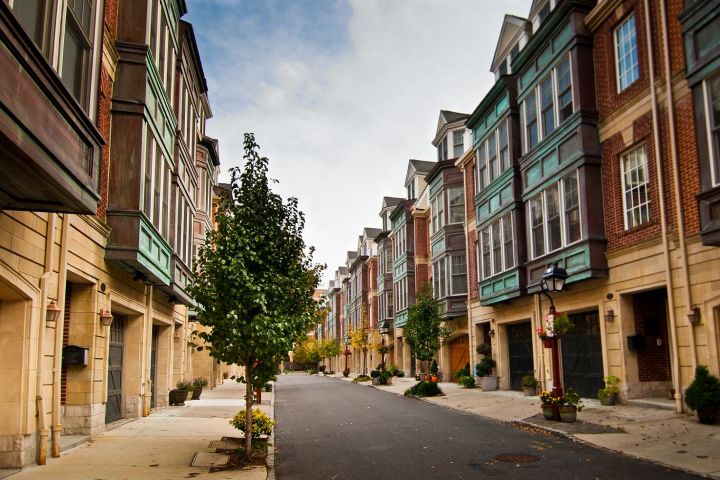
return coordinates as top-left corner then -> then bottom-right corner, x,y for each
274,374 -> 701,480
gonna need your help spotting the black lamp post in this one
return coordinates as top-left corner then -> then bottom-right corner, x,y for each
540,261 -> 568,415
343,333 -> 351,373
379,320 -> 391,373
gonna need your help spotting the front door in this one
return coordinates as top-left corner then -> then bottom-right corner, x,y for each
449,335 -> 469,378
106,315 -> 124,424
561,310 -> 604,397
507,322 -> 533,390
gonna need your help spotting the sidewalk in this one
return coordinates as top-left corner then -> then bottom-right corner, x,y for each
336,373 -> 720,478
7,381 -> 268,480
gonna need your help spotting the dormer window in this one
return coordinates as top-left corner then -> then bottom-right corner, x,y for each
438,138 -> 448,161
407,179 -> 416,199
538,2 -> 551,24
452,130 -> 464,158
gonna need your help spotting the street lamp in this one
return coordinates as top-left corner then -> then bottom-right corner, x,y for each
343,333 -> 351,374
379,320 -> 391,373
540,261 -> 568,418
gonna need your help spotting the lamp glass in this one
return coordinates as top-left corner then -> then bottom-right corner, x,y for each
542,262 -> 567,292
379,320 -> 390,335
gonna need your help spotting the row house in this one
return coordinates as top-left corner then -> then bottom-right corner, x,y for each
427,112 -> 471,381
0,0 -> 219,470
391,160 -> 434,377
465,0 -> 607,398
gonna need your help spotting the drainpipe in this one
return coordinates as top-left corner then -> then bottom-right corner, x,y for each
659,0 -> 698,373
459,160 -> 474,377
643,0 -> 683,413
36,213 -> 57,464
52,214 -> 70,456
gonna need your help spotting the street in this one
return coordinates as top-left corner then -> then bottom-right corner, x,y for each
274,374 -> 701,480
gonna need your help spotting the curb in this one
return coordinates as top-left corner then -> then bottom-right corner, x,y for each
265,383 -> 276,480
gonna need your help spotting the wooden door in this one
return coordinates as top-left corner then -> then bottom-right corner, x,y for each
449,335 -> 469,377
105,315 -> 124,423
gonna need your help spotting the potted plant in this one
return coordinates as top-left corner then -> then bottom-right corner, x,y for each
598,375 -> 621,406
521,375 -> 539,396
230,408 -> 275,438
536,326 -> 552,349
539,390 -> 561,420
192,377 -> 209,399
430,360 -> 439,383
684,366 -> 720,424
170,379 -> 194,405
343,368 -> 350,378
459,375 -> 475,388
559,389 -> 584,423
379,370 -> 393,386
475,343 -> 497,391
370,369 -> 381,385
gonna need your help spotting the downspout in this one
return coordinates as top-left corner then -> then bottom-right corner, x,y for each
36,213 -> 57,464
52,214 -> 70,456
459,159 -> 474,378
643,0 -> 683,413
659,0 -> 697,373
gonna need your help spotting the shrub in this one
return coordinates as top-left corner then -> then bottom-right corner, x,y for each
229,408 -> 275,438
370,370 -> 381,378
396,371 -> 405,378
459,376 -> 475,388
430,360 -> 439,375
176,379 -> 194,391
521,375 -> 538,389
264,382 -> 273,392
602,375 -> 621,395
476,343 -> 491,356
193,377 -> 209,387
404,381 -> 443,397
475,357 -> 496,377
379,371 -> 392,385
455,362 -> 471,380
353,374 -> 371,382
685,366 -> 720,412
223,372 -> 229,379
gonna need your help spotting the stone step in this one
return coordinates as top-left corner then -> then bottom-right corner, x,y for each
61,435 -> 89,452
627,398 -> 676,410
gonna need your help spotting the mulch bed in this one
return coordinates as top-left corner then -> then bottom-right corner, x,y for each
209,437 -> 268,472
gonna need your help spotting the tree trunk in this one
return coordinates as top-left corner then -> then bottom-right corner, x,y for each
245,366 -> 253,461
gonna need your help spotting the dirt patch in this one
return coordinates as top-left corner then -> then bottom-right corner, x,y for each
209,437 -> 268,472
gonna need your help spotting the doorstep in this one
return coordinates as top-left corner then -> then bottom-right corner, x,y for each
60,435 -> 89,452
627,397 -> 676,411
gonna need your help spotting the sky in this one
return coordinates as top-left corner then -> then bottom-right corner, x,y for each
185,0 -> 533,286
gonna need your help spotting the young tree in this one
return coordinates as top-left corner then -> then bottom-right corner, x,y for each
404,283 -> 450,376
318,339 -> 341,368
350,305 -> 372,375
190,133 -> 323,459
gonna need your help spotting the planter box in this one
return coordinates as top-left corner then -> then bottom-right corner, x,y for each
522,387 -> 537,396
559,406 -> 577,423
169,389 -> 189,406
480,376 -> 498,391
371,378 -> 380,385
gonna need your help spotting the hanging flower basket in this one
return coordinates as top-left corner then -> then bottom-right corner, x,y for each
542,337 -> 552,349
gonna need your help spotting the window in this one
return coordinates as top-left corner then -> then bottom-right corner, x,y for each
479,213 -> 514,279
407,179 -> 415,199
431,193 -> 446,234
449,187 -> 464,224
438,138 -> 448,161
62,0 -> 94,106
432,257 -> 447,298
453,130 -> 464,158
615,14 -> 639,92
538,2 -> 551,24
385,246 -> 393,273
703,73 -> 720,187
15,0 -> 50,53
522,55 -> 574,153
476,144 -> 487,192
498,121 -> 509,172
525,90 -> 539,151
451,255 -> 467,294
621,145 -> 651,229
488,130 -> 498,182
527,172 -> 582,259
556,56 -> 573,122
540,75 -> 555,137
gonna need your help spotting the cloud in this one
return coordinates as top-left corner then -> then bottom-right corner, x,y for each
186,0 -> 532,283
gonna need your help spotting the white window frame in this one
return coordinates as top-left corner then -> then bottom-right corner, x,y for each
450,254 -> 467,295
614,13 -> 639,93
448,186 -> 465,224
702,74 -> 720,187
527,171 -> 583,259
620,144 -> 651,229
479,213 -> 515,280
452,129 -> 464,158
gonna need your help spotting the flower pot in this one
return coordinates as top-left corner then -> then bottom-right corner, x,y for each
541,404 -> 555,420
696,406 -> 719,425
542,338 -> 552,349
481,376 -> 498,391
424,374 -> 431,381
371,377 -> 380,385
384,377 -> 392,386
343,369 -> 350,377
522,386 -> 537,397
559,405 -> 577,423
600,393 -> 617,406
169,389 -> 189,406
192,386 -> 203,400
431,375 -> 438,383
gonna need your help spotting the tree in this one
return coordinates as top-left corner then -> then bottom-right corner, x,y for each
190,133 -> 323,459
349,305 -> 371,375
404,283 -> 450,375
318,339 -> 341,368
292,337 -> 321,369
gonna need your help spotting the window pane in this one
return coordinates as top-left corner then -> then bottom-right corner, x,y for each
546,184 -> 562,252
488,131 -> 498,182
492,221 -> 502,274
15,0 -> 46,49
477,145 -> 487,191
502,213 -> 514,269
525,91 -> 538,150
498,121 -> 509,172
621,145 -> 651,229
540,75 -> 555,137
564,172 -> 581,243
449,187 -> 465,224
709,75 -> 720,186
530,196 -> 545,258
556,56 -> 573,122
61,24 -> 83,101
616,15 -> 639,91
453,130 -> 464,158
482,228 -> 491,278
451,255 -> 467,294
143,134 -> 154,219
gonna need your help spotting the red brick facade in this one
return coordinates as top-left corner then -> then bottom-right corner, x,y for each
463,160 -> 479,300
414,213 -> 430,290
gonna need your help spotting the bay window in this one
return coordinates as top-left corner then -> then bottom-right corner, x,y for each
475,119 -> 509,193
479,213 -> 515,280
527,171 -> 582,259
448,187 -> 464,224
703,73 -> 720,187
433,254 -> 467,299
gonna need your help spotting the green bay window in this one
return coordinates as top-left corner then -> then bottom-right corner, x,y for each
528,171 -> 582,259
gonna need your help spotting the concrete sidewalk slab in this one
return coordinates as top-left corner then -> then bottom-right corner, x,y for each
8,381 -> 267,480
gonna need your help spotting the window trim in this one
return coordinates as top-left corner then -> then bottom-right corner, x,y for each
703,74 -> 720,187
619,144 -> 651,230
479,212 -> 515,280
614,13 -> 640,93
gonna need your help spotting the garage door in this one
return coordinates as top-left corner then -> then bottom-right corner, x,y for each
507,322 -> 533,391
561,310 -> 604,398
105,315 -> 124,424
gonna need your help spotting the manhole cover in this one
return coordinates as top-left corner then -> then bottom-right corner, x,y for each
495,453 -> 540,463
